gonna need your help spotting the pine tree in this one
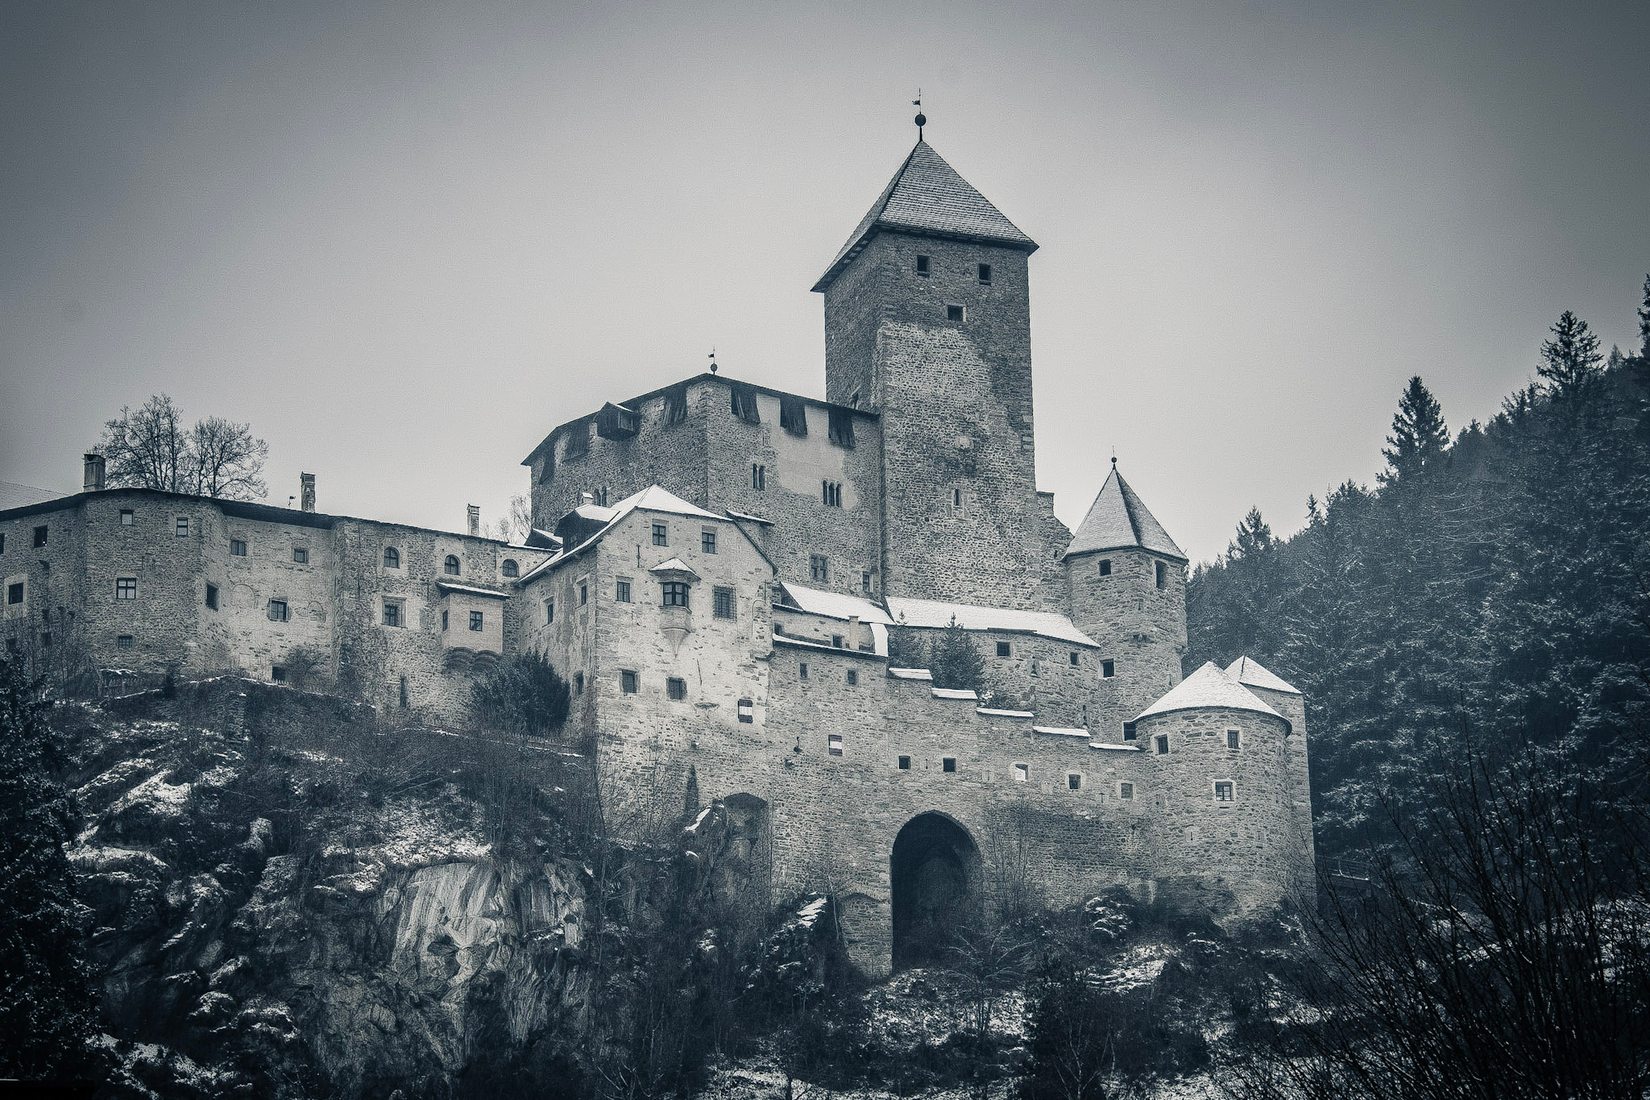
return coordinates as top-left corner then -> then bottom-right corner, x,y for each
1637,274 -> 1650,359
1538,310 -> 1603,395
928,616 -> 986,693
1227,508 -> 1274,562
0,654 -> 95,1079
1379,376 -> 1450,484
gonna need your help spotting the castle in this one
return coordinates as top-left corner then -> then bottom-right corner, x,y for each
1,129 -> 1314,974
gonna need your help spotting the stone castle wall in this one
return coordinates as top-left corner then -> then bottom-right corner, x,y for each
1066,547 -> 1189,740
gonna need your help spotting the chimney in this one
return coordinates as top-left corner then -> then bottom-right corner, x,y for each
83,453 -> 106,492
467,504 -> 481,536
299,472 -> 316,512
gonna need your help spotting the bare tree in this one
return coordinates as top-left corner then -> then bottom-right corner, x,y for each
95,393 -> 268,500
189,415 -> 268,499
492,492 -> 533,544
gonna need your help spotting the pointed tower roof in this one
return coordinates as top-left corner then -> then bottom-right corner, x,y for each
1225,656 -> 1302,696
812,141 -> 1037,292
1136,662 -> 1283,722
1064,466 -> 1187,561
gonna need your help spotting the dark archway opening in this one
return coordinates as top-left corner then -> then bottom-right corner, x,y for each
890,812 -> 983,969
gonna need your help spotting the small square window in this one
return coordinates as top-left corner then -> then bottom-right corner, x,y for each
978,263 -> 992,285
942,757 -> 957,773
1119,781 -> 1135,801
115,634 -> 135,650
115,577 -> 137,600
846,669 -> 858,686
809,555 -> 829,583
946,304 -> 965,322
662,581 -> 690,608
271,665 -> 286,681
176,517 -> 189,537
1226,728 -> 1242,750
230,538 -> 247,557
667,677 -> 687,701
616,578 -> 632,603
501,559 -> 519,578
545,598 -> 555,623
621,670 -> 638,693
469,610 -> 484,631
33,525 -> 48,547
1215,781 -> 1235,802
1122,721 -> 1137,741
7,582 -> 25,605
861,570 -> 873,595
384,546 -> 401,568
831,634 -> 844,648
292,547 -> 309,565
444,555 -> 461,576
268,599 -> 289,622
713,586 -> 736,620
1012,763 -> 1029,783
1098,558 -> 1112,577
1070,651 -> 1080,666
652,523 -> 668,546
799,661 -> 809,681
1155,734 -> 1170,755
702,529 -> 718,554
120,509 -> 134,525
1101,659 -> 1115,678
828,733 -> 843,756
996,641 -> 1011,658
205,583 -> 218,610
915,254 -> 930,276
737,697 -> 754,723
383,600 -> 402,627
1155,561 -> 1168,590
1068,773 -> 1082,790
897,755 -> 911,770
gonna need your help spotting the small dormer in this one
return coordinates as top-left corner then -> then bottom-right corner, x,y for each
650,556 -> 700,650
596,402 -> 640,440
552,495 -> 617,552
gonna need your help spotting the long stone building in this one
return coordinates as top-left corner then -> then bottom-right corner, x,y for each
1,128 -> 1314,974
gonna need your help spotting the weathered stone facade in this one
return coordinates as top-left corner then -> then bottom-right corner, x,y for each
1,132 -> 1316,977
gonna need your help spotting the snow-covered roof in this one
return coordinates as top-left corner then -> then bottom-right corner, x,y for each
977,707 -> 1034,719
888,667 -> 933,681
620,484 -> 723,521
726,509 -> 773,525
931,687 -> 978,701
435,581 -> 511,599
1225,656 -> 1302,696
883,596 -> 1100,649
648,557 -> 699,578
1065,466 -> 1186,561
517,484 -> 737,584
1034,725 -> 1088,738
777,582 -> 894,625
1135,662 -> 1283,722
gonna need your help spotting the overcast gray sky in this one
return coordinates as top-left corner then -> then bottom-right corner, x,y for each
3,0 -> 1647,562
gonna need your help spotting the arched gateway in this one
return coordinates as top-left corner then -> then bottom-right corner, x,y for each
889,812 -> 983,968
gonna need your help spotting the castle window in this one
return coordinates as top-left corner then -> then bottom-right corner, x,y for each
384,547 -> 400,568
205,584 -> 218,610
1123,721 -> 1137,741
616,578 -> 632,603
442,610 -> 449,630
120,509 -> 134,525
399,677 -> 409,708
502,559 -> 519,578
1154,734 -> 1170,755
383,599 -> 403,627
594,486 -> 609,506
1012,763 -> 1029,783
809,555 -> 829,584
667,677 -> 687,701
7,582 -> 24,605
292,547 -> 309,565
946,304 -> 965,322
231,538 -> 247,557
664,384 -> 689,425
861,570 -> 873,595
115,634 -> 134,650
846,669 -> 858,686
1155,561 -> 1168,589
115,577 -> 137,600
652,523 -> 668,547
952,487 -> 963,512
545,598 -> 555,623
702,529 -> 718,554
268,599 -> 289,622
827,408 -> 855,448
1068,772 -> 1083,791
729,383 -> 760,424
978,263 -> 992,286
828,733 -> 843,756
831,634 -> 844,648
1101,659 -> 1115,678
176,517 -> 189,537
271,665 -> 286,682
915,254 -> 930,276
752,464 -> 766,490
662,580 -> 690,608
1098,558 -> 1112,576
996,641 -> 1012,658
1119,781 -> 1134,800
780,395 -> 809,436
799,661 -> 809,681
713,586 -> 736,620
469,610 -> 483,631
33,525 -> 47,547
942,757 -> 957,773
444,555 -> 461,575
1030,658 -> 1039,676
822,481 -> 842,507
1070,651 -> 1080,666
1226,728 -> 1242,750
564,425 -> 589,460
897,755 -> 911,770
737,697 -> 754,723
579,580 -> 588,606
1215,781 -> 1235,802
621,669 -> 638,694
574,672 -> 584,694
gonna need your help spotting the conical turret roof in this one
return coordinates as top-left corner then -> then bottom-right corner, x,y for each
1064,466 -> 1186,561
1135,662 -> 1283,722
1225,656 -> 1302,696
812,141 -> 1037,292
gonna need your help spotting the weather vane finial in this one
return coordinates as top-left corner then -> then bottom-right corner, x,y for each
912,89 -> 925,140
708,347 -> 718,375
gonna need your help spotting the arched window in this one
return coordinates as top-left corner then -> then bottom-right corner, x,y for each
444,554 -> 460,576
383,547 -> 400,568
501,558 -> 519,578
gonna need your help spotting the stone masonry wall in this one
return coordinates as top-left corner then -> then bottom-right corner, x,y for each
1066,548 -> 1189,742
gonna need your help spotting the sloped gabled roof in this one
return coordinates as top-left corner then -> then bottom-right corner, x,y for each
883,596 -> 1100,649
1225,656 -> 1302,696
517,485 -> 734,585
1135,662 -> 1283,722
777,582 -> 894,625
1065,466 -> 1186,562
812,141 -> 1037,292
